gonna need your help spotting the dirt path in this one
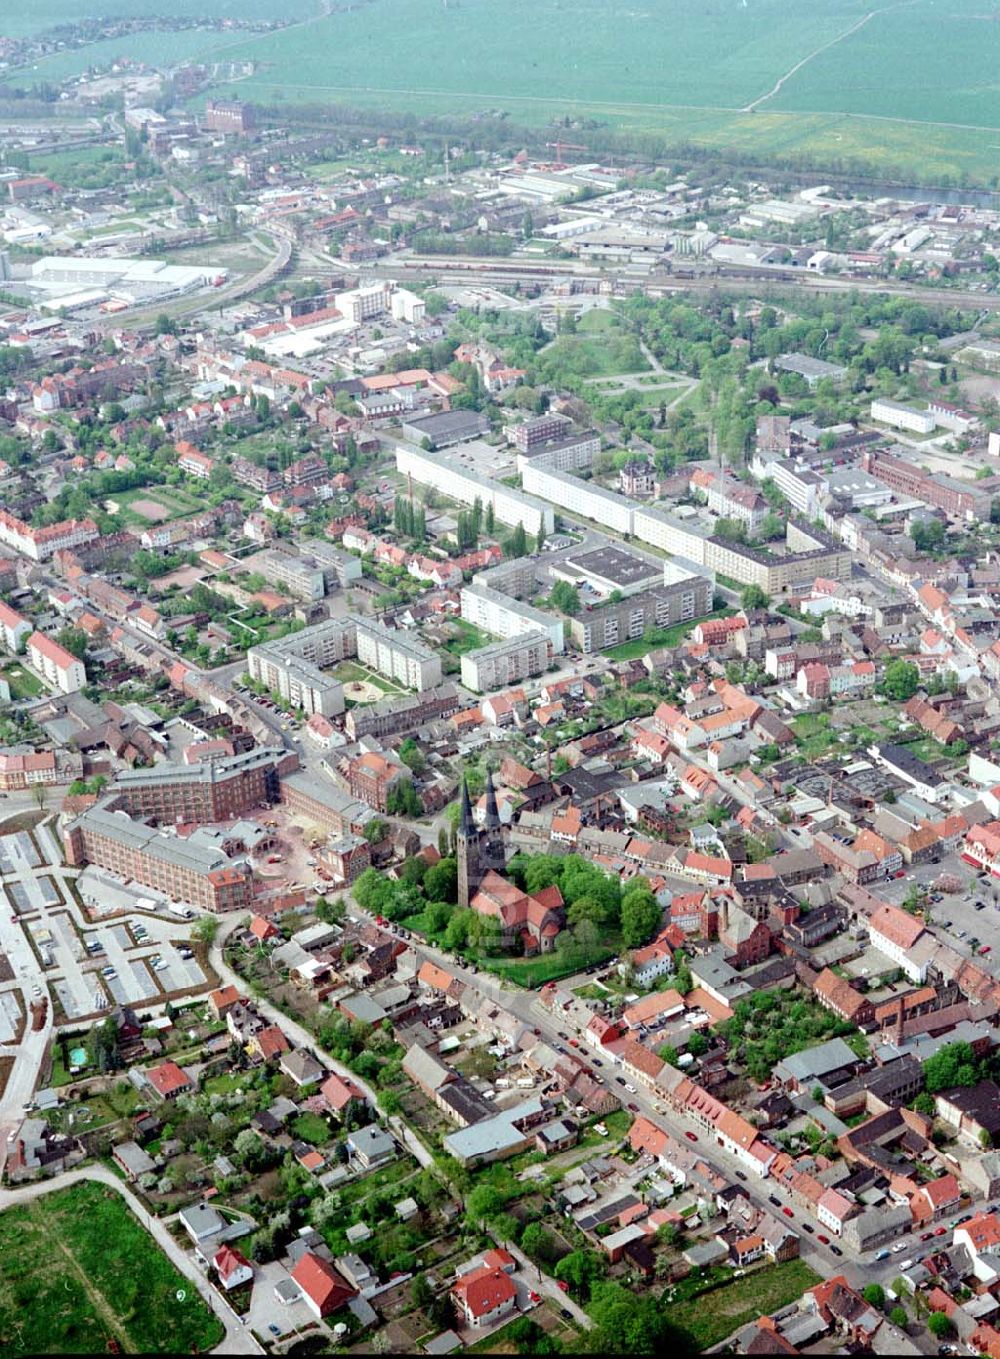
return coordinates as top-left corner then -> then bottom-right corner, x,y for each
41,1198 -> 141,1354
743,3 -> 918,113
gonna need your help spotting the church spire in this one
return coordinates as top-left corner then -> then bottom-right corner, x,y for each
484,768 -> 500,831
459,776 -> 474,836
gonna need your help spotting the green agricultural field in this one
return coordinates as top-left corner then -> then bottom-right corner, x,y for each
8,0 -> 1000,183
0,1180 -> 224,1355
201,0 -> 1000,185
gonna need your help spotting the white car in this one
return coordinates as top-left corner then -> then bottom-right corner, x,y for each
891,1241 -> 906,1253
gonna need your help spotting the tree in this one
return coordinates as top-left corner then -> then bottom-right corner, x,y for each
686,1030 -> 709,1058
398,737 -> 427,774
912,519 -> 947,554
912,1091 -> 936,1115
740,584 -> 770,611
554,1249 -> 606,1300
549,580 -> 581,616
862,1284 -> 885,1308
620,885 -> 661,949
56,627 -> 89,661
889,1306 -> 908,1328
923,1040 -> 979,1094
424,858 -> 458,904
878,658 -> 920,703
364,818 -> 388,844
587,1281 -> 682,1354
191,915 -> 219,947
505,522 -> 528,559
411,1273 -> 434,1310
465,1184 -> 506,1230
387,778 -> 423,818
927,1312 -> 953,1339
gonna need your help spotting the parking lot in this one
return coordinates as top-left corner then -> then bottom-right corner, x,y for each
869,850 -> 1000,965
0,831 -> 41,875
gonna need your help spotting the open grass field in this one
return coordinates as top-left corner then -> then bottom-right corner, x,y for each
202,0 -> 1000,185
6,1 -> 1000,182
667,1259 -> 821,1350
0,1179 -> 224,1355
110,485 -> 205,525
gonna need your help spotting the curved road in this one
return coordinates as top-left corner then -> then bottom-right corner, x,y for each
0,1164 -> 260,1355
208,917 -> 432,1169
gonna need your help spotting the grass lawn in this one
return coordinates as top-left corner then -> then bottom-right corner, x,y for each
481,942 -> 617,989
0,1180 -> 224,1355
291,1111 -> 332,1146
898,734 -> 951,764
792,712 -> 843,759
667,1259 -> 821,1350
332,659 -> 405,694
1,664 -> 43,700
604,606 -> 736,661
442,619 -> 491,657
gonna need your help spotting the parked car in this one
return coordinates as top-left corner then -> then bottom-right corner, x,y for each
782,1207 -> 794,1218
830,1244 -> 842,1256
560,1309 -> 573,1322
817,1234 -> 830,1245
557,1281 -> 569,1293
684,1131 -> 698,1143
768,1195 -> 781,1207
801,1222 -> 814,1234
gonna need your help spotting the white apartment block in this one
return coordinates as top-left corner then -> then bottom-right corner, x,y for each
0,601 -> 31,653
514,429 -> 601,476
389,288 -> 426,324
248,613 -> 441,705
632,507 -> 709,564
255,550 -> 326,602
355,619 -> 442,691
460,584 -> 564,654
870,399 -> 935,436
27,631 -> 86,694
334,281 -> 393,323
520,462 -> 635,535
394,445 -> 553,537
765,458 -> 824,518
461,631 -> 553,692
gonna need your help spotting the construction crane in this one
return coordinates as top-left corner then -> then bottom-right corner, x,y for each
544,139 -> 586,170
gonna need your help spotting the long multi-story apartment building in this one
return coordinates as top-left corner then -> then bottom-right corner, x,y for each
520,461 -> 634,535
27,631 -> 86,694
568,573 -> 713,653
248,614 -> 442,710
394,445 -> 554,537
515,429 -> 601,475
460,583 -> 565,654
64,802 -> 253,913
0,511 -> 98,562
111,747 -> 291,824
461,631 -> 553,692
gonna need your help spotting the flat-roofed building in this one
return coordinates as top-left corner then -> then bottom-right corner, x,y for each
395,444 -> 553,537
462,631 -> 553,692
568,574 -> 713,653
